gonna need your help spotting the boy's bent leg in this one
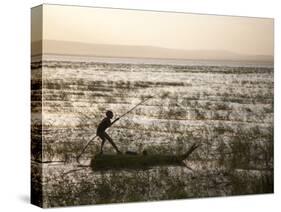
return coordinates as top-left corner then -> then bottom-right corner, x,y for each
104,132 -> 121,153
98,134 -> 106,154
100,139 -> 105,154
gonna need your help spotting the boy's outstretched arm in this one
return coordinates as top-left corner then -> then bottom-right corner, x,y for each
111,117 -> 120,126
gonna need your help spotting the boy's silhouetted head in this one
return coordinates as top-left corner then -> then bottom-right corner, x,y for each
106,110 -> 114,119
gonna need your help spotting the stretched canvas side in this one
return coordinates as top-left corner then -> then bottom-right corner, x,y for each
31,5 -> 43,208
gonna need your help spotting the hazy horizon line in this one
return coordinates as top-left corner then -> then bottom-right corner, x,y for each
32,40 -> 274,57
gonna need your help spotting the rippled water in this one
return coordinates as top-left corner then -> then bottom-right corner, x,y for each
31,56 -> 273,207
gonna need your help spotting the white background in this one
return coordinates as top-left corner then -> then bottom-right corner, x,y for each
0,0 -> 279,211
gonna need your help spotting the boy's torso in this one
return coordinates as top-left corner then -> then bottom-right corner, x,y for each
97,117 -> 111,134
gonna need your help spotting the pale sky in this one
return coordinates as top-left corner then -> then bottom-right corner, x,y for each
34,4 -> 274,57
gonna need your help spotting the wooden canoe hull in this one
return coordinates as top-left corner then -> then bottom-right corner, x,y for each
90,143 -> 200,171
91,154 -> 184,171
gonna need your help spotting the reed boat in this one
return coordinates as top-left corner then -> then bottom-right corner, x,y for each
90,143 -> 200,171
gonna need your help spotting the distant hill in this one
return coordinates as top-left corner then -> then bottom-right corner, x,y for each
32,40 -> 273,63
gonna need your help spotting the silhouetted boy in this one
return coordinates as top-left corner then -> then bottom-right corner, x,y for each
96,110 -> 121,154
